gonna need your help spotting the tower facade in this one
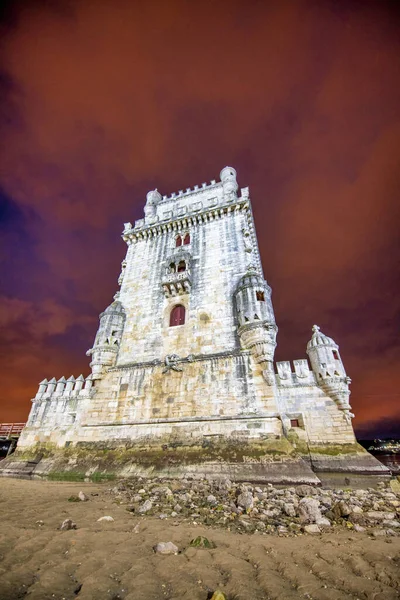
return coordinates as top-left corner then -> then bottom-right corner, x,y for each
14,167 -> 388,482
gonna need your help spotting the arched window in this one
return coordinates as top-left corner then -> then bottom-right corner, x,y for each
175,236 -> 182,247
177,260 -> 186,273
170,304 -> 185,327
183,233 -> 190,245
169,262 -> 176,273
332,350 -> 339,361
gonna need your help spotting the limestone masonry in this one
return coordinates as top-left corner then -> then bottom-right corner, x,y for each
14,167 -> 388,482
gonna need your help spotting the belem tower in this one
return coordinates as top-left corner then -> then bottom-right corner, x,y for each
9,167 -> 387,483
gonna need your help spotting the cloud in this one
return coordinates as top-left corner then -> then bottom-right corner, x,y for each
0,0 -> 399,432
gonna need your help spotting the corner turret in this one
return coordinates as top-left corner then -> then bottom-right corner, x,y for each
234,267 -> 277,384
220,166 -> 238,200
307,325 -> 352,414
144,189 -> 162,219
86,300 -> 126,379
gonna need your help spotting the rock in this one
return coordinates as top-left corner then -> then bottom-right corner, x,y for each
237,491 -> 254,510
239,519 -> 254,531
60,518 -> 77,530
171,511 -> 178,517
372,529 -> 387,537
138,500 -> 153,513
189,536 -> 216,548
353,524 -> 366,532
256,521 -> 266,531
299,498 -> 322,523
296,485 -> 317,497
133,494 -> 142,503
207,494 -> 217,505
303,524 -> 321,534
78,491 -> 89,502
138,489 -> 146,494
365,511 -> 396,522
154,542 -> 179,555
316,517 -> 331,528
383,520 -> 400,528
173,504 -> 182,512
283,503 -> 296,517
350,505 -> 363,514
159,514 -> 168,520
390,479 -> 400,494
97,516 -> 114,522
332,501 -> 351,519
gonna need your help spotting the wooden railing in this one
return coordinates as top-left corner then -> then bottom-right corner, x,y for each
0,423 -> 25,438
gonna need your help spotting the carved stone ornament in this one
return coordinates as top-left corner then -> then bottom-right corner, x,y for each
162,354 -> 183,374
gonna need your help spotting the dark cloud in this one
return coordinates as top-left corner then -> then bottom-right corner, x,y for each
0,0 -> 399,433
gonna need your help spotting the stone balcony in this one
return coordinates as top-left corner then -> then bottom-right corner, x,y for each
161,270 -> 191,297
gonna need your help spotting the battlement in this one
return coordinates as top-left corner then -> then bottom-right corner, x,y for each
33,375 -> 93,400
160,179 -> 220,203
275,359 -> 314,386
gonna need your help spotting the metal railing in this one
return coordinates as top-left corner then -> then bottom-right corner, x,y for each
0,423 -> 26,438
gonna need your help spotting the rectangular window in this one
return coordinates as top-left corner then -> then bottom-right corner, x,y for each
290,419 -> 299,428
256,291 -> 265,301
332,350 -> 339,360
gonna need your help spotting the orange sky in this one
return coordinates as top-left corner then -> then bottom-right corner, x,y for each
0,0 -> 399,436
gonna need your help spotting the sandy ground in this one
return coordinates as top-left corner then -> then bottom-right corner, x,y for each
0,479 -> 399,600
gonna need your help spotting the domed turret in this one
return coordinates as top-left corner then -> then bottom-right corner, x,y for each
306,325 -> 352,412
220,166 -> 238,200
86,300 -> 126,378
144,189 -> 162,218
234,267 -> 277,385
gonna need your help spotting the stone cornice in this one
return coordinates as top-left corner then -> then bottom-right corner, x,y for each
122,198 -> 251,245
109,349 -> 252,372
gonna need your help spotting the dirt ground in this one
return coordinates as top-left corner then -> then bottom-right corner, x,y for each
0,479 -> 399,600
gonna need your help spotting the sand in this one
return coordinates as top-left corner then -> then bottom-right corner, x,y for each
0,478 -> 399,600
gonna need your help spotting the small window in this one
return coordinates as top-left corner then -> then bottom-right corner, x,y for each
170,304 -> 185,327
169,262 -> 176,273
177,260 -> 186,273
256,291 -> 265,301
332,350 -> 339,360
183,233 -> 190,245
290,419 -> 299,428
175,236 -> 182,247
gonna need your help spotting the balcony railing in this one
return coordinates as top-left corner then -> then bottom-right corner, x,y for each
161,270 -> 191,297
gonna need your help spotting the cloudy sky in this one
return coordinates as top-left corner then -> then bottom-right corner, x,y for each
1,0 -> 399,437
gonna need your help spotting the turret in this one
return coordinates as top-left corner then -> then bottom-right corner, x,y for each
234,267 -> 277,384
220,166 -> 238,200
307,325 -> 352,412
86,300 -> 126,379
144,189 -> 161,219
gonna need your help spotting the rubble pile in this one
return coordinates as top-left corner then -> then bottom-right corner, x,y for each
106,477 -> 400,536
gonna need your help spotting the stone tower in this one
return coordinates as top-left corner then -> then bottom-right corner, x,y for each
13,167 -> 388,482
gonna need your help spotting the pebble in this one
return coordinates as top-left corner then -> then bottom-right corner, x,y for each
303,524 -> 321,534
97,516 -> 114,522
154,542 -> 179,555
78,491 -> 89,502
60,518 -> 77,530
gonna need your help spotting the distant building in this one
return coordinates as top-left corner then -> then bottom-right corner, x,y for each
16,168 -> 387,481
